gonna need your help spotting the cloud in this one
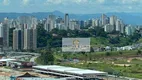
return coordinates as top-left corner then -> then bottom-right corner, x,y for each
97,0 -> 105,4
1,0 -> 142,13
3,0 -> 10,5
44,0 -> 90,5
22,0 -> 29,5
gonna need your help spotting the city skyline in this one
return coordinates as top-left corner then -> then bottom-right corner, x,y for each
0,0 -> 142,14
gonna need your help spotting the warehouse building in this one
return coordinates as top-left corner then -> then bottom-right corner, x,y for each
33,65 -> 108,80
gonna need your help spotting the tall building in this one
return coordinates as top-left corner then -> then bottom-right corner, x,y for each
120,20 -> 125,33
84,21 -> 87,27
110,16 -> 117,26
56,16 -> 63,24
116,19 -> 121,31
69,20 -> 80,30
64,13 -> 69,30
44,14 -> 56,32
95,19 -> 100,27
79,20 -> 84,28
55,23 -> 65,30
3,18 -> 9,49
24,29 -> 30,50
13,29 -> 22,50
17,16 -> 38,50
101,14 -> 107,25
104,24 -> 114,32
92,19 -> 96,27
0,23 -> 3,38
32,28 -> 37,50
125,25 -> 132,35
24,28 -> 37,50
125,25 -> 136,35
0,23 -> 3,48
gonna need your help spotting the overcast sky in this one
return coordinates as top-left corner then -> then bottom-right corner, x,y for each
0,0 -> 141,14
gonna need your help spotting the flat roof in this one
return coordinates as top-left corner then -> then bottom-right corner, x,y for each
0,59 -> 16,62
33,65 -> 107,76
15,78 -> 65,80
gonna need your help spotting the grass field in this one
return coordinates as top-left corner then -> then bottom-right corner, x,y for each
54,50 -> 142,79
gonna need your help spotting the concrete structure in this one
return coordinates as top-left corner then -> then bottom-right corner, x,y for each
95,19 -> 100,27
16,16 -> 38,50
101,14 -> 107,25
0,23 -> 3,38
55,23 -> 66,30
64,13 -> 69,30
33,65 -> 108,80
69,20 -> 80,30
84,21 -> 87,27
116,19 -> 121,31
17,16 -> 37,29
104,24 -> 114,32
120,21 -> 125,33
13,29 -> 22,50
24,28 -> 37,50
56,16 -> 63,24
0,23 -> 3,49
125,25 -> 136,35
109,16 -> 117,26
44,14 -> 56,31
2,18 -> 9,49
0,38 -> 3,49
79,20 -> 84,28
24,29 -> 30,50
0,59 -> 16,66
32,28 -> 37,50
92,19 -> 95,27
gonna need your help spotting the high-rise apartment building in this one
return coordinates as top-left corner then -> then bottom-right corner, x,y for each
44,14 -> 56,32
0,23 -> 3,48
104,24 -> 114,32
69,20 -> 80,30
64,13 -> 69,30
0,23 -> 3,38
13,29 -> 22,50
101,14 -> 107,25
116,19 -> 121,31
3,18 -> 9,49
15,16 -> 37,50
24,28 -> 37,50
110,16 -> 117,26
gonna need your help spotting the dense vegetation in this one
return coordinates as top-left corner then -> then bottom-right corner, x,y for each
36,49 -> 54,65
36,23 -> 141,48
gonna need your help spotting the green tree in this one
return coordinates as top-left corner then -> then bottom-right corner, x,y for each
119,51 -> 123,55
36,50 -> 54,65
105,52 -> 111,56
136,50 -> 141,55
37,23 -> 51,48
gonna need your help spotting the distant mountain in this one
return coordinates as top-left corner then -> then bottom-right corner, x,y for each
0,11 -> 142,25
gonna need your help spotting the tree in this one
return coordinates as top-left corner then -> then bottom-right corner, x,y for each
136,50 -> 141,55
119,51 -> 123,55
37,23 -> 51,48
36,50 -> 54,65
105,52 -> 111,56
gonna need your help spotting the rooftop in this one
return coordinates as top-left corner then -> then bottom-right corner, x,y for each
33,65 -> 107,76
0,59 -> 16,62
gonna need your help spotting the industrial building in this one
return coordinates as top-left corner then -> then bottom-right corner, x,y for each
33,65 -> 108,80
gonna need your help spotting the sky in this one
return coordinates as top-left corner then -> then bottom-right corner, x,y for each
0,0 -> 142,14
